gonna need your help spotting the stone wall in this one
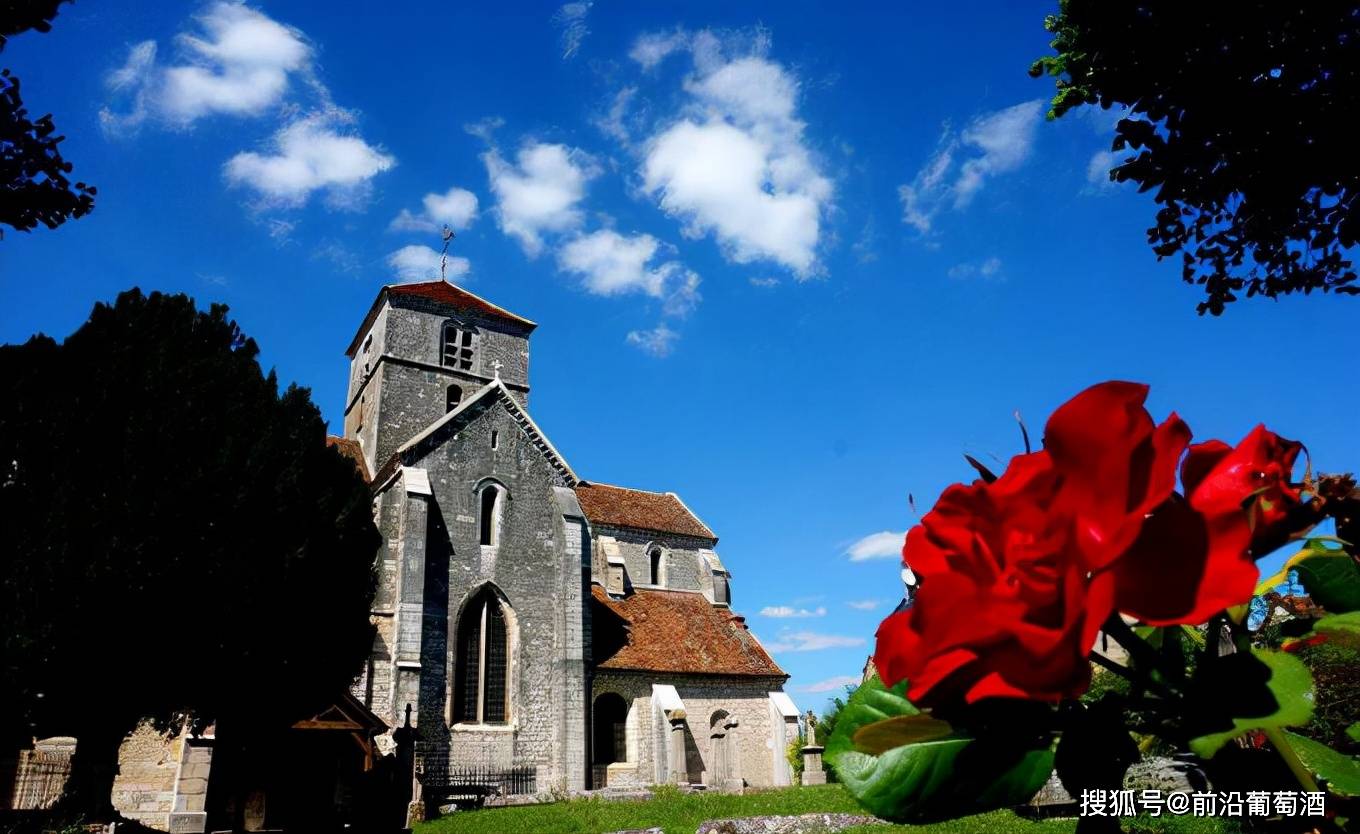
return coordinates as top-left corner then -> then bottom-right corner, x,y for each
590,672 -> 789,789
345,298 -> 533,472
108,719 -> 217,832
591,525 -> 716,594
359,395 -> 587,791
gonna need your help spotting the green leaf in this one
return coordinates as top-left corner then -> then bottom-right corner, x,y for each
852,714 -> 955,755
1346,723 -> 1360,744
824,673 -> 918,764
835,740 -> 1054,822
1283,731 -> 1360,797
1314,611 -> 1360,636
826,673 -> 1053,821
1189,649 -> 1315,758
1256,539 -> 1360,614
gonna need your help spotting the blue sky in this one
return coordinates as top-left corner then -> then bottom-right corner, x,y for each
3,2 -> 1358,710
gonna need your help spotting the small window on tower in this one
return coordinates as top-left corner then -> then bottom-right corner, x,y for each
491,430 -> 499,449
447,384 -> 463,413
442,322 -> 475,370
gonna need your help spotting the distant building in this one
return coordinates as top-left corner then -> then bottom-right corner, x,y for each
339,280 -> 800,796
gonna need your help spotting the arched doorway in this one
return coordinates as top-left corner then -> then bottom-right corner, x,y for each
592,693 -> 629,788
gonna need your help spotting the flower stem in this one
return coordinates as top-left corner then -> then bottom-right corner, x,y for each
1102,614 -> 1185,689
1263,727 -> 1319,794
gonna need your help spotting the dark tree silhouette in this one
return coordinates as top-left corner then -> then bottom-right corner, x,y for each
1,0 -> 95,235
1031,2 -> 1360,314
0,290 -> 378,821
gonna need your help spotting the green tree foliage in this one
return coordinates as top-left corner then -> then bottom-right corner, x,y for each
0,290 -> 379,818
1,0 -> 95,235
1031,1 -> 1360,314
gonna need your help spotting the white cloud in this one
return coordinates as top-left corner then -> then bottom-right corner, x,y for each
760,605 -> 827,618
484,142 -> 598,256
629,30 -> 689,70
796,675 -> 860,693
556,228 -> 704,312
596,86 -> 637,144
898,100 -> 1043,233
947,256 -> 1003,280
224,111 -> 395,207
557,230 -> 670,296
846,530 -> 906,562
553,2 -> 592,59
100,2 -> 312,133
391,186 -> 479,234
625,324 -> 678,357
749,276 -> 780,288
846,599 -> 882,611
386,244 -> 470,283
764,631 -> 867,653
1086,149 -> 1121,189
637,39 -> 832,277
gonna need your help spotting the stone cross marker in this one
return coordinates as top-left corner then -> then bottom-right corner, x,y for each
801,710 -> 826,786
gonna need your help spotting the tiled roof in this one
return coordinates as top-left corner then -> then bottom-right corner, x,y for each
575,482 -> 715,539
591,586 -> 785,678
327,435 -> 370,482
345,281 -> 536,356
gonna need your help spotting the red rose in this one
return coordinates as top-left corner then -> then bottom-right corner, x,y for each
1110,426 -> 1300,624
1180,425 -> 1305,554
875,450 -> 1115,705
1043,381 -> 1191,573
874,383 -> 1185,705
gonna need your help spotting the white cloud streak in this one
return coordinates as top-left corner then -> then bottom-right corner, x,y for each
553,2 -> 592,59
764,631 -> 867,653
846,530 -> 906,562
846,599 -> 882,611
386,244 -> 470,283
898,100 -> 1043,233
625,324 -> 678,357
760,605 -> 827,619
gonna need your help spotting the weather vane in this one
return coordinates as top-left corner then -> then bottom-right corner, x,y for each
440,224 -> 456,283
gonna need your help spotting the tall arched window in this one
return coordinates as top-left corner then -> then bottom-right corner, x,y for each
442,322 -> 474,370
446,384 -> 463,413
454,588 -> 510,724
648,547 -> 664,586
479,484 -> 504,546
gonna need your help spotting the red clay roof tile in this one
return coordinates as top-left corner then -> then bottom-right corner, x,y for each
591,586 -> 785,678
345,281 -> 536,356
576,482 -> 715,539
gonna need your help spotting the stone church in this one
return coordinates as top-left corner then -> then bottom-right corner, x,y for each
337,279 -> 801,795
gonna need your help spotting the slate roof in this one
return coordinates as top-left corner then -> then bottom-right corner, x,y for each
345,280 -> 536,356
327,435 -> 370,482
591,586 -> 785,678
575,482 -> 716,540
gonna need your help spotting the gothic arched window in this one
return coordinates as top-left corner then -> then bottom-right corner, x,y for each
442,322 -> 474,370
453,588 -> 510,725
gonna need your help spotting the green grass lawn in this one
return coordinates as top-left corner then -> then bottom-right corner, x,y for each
412,784 -> 1240,834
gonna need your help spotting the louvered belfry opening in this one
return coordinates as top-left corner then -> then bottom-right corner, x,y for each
453,587 -> 510,725
442,323 -> 475,370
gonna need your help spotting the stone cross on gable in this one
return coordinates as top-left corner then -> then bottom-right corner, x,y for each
491,359 -> 503,378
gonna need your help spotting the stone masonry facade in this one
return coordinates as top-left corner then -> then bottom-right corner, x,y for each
346,281 -> 797,794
